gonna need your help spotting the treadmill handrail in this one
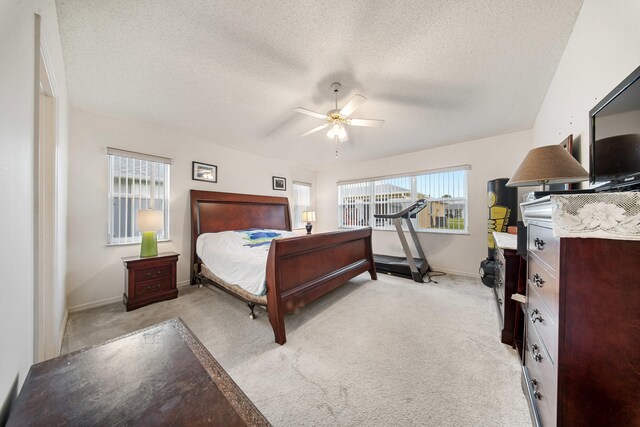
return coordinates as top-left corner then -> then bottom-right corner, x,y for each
373,199 -> 428,219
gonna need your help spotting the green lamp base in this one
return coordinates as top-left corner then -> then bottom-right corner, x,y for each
140,231 -> 158,257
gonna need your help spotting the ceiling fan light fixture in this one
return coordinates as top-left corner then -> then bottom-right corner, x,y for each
327,123 -> 343,139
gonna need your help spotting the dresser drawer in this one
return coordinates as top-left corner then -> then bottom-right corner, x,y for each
134,264 -> 172,283
527,284 -> 557,363
527,254 -> 559,318
528,224 -> 559,272
135,277 -> 172,298
525,341 -> 556,427
525,316 -> 557,414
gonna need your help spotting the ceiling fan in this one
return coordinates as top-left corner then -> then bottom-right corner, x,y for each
295,82 -> 384,143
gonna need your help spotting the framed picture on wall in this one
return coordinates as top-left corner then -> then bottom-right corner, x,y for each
272,176 -> 286,191
192,161 -> 217,183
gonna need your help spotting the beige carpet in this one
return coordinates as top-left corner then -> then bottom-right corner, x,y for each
62,273 -> 532,426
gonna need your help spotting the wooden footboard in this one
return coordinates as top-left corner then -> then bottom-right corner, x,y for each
265,227 -> 377,344
190,190 -> 377,345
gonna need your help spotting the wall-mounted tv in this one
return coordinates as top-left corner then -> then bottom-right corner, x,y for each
589,65 -> 640,191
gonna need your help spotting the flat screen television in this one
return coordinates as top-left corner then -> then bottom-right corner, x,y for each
589,65 -> 640,191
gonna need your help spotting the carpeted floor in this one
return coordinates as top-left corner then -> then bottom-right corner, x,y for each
62,273 -> 532,426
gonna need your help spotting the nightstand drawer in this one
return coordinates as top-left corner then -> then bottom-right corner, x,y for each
135,264 -> 172,283
135,277 -> 172,297
528,224 -> 558,272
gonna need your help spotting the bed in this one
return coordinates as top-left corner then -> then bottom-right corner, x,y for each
190,190 -> 377,344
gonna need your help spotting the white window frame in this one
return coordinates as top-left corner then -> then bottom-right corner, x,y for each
107,148 -> 171,245
292,181 -> 312,229
337,165 -> 469,234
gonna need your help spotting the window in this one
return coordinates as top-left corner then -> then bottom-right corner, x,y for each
292,181 -> 312,229
338,165 -> 469,233
107,148 -> 171,245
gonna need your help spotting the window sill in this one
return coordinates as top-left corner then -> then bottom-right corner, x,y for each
107,239 -> 172,247
339,227 -> 469,236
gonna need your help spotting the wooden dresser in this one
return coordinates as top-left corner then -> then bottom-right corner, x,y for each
521,196 -> 640,426
492,232 -> 525,347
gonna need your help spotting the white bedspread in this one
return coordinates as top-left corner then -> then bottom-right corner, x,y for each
196,229 -> 297,295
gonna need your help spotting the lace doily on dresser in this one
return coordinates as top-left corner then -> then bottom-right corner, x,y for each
550,193 -> 640,240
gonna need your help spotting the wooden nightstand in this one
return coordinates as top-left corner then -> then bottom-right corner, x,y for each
122,252 -> 180,311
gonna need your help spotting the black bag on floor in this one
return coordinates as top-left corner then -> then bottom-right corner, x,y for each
479,258 -> 496,288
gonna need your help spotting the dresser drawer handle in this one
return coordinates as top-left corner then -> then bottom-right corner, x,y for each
530,309 -> 544,323
146,283 -> 161,290
532,273 -> 545,288
534,238 -> 545,250
531,344 -> 543,362
147,270 -> 163,278
530,378 -> 542,399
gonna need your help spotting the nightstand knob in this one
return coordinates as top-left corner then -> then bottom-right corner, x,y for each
534,238 -> 545,250
533,390 -> 542,400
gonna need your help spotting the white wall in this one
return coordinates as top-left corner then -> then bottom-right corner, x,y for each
533,0 -> 640,169
0,0 -> 69,418
66,108 -> 316,310
316,130 -> 532,276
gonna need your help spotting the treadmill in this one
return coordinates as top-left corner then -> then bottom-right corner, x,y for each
373,199 -> 432,283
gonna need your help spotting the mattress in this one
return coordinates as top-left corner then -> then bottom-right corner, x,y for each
196,229 -> 297,296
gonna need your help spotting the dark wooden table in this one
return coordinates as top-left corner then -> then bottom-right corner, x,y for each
7,318 -> 270,426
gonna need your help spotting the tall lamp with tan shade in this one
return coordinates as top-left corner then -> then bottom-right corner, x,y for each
506,144 -> 589,191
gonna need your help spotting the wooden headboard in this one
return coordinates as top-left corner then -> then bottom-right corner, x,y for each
190,190 -> 292,274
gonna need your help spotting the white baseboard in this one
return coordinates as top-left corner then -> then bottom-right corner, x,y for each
68,295 -> 123,313
177,279 -> 191,288
68,280 -> 193,313
428,267 -> 478,279
58,309 -> 69,355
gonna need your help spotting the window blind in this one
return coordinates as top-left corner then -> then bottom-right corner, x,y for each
107,148 -> 171,244
337,166 -> 468,233
292,181 -> 311,229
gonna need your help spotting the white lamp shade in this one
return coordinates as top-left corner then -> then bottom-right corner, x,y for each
302,211 -> 316,222
137,209 -> 164,232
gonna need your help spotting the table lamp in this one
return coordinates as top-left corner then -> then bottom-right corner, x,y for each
302,211 -> 316,235
506,144 -> 589,190
137,209 -> 164,257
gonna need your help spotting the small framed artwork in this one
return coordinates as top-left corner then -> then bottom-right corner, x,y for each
192,161 -> 217,183
272,176 -> 286,191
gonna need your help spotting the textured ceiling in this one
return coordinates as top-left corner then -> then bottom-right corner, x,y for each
56,0 -> 584,170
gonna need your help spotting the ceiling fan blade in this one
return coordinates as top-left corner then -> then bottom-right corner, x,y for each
294,107 -> 329,120
349,118 -> 385,127
300,124 -> 329,137
339,94 -> 367,117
